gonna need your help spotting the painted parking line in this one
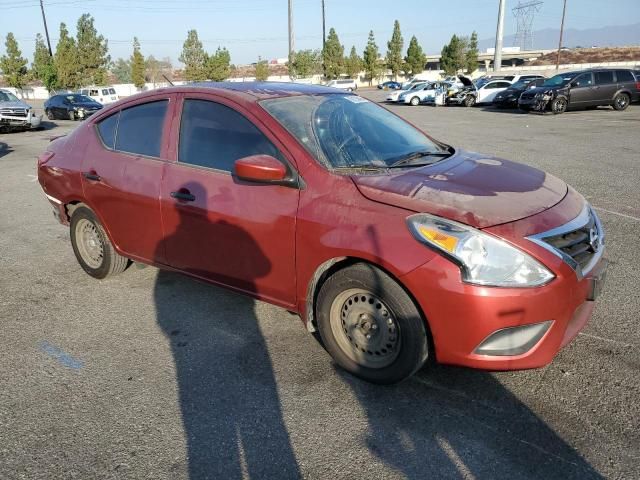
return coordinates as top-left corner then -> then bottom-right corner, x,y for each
593,206 -> 640,222
39,340 -> 84,370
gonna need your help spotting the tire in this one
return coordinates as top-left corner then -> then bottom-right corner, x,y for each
70,206 -> 129,279
464,95 -> 476,107
518,105 -> 530,113
347,88 -> 353,92
410,96 -> 420,106
612,92 -> 630,111
46,109 -> 55,120
68,110 -> 75,121
316,263 -> 429,384
551,97 -> 567,114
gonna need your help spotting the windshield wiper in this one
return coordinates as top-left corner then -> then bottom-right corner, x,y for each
388,150 -> 452,169
333,165 -> 387,172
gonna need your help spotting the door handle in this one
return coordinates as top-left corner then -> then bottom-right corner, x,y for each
170,190 -> 196,202
83,171 -> 101,181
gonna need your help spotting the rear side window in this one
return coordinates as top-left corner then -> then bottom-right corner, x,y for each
108,88 -> 116,94
179,99 -> 280,172
102,89 -> 109,95
96,112 -> 119,149
115,100 -> 168,157
615,70 -> 634,82
594,71 -> 614,85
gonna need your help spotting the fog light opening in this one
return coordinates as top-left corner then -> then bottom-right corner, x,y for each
474,321 -> 553,356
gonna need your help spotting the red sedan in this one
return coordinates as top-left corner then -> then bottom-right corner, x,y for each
37,83 -> 607,384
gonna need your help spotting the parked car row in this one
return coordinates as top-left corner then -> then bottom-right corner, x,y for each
384,68 -> 640,114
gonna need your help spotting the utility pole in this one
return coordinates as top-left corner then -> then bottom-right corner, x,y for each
321,0 -> 326,51
493,0 -> 506,72
555,0 -> 567,70
288,0 -> 294,75
39,0 -> 53,56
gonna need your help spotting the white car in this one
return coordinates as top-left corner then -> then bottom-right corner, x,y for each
447,76 -> 513,106
386,82 -> 428,102
0,89 -> 42,132
77,86 -> 118,105
400,81 -> 452,106
325,79 -> 358,92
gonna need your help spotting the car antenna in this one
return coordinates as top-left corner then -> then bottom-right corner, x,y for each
162,74 -> 174,86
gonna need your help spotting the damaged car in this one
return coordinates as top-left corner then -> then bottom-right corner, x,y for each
0,89 -> 42,132
447,76 -> 512,107
518,69 -> 639,114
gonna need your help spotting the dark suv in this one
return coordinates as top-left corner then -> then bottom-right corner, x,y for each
518,68 -> 639,114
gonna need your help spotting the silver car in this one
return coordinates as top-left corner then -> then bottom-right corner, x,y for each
0,89 -> 42,132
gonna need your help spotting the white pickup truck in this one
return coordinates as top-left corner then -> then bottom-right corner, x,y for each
0,89 -> 42,132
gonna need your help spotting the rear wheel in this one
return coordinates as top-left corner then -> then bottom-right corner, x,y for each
464,95 -> 476,107
551,97 -> 567,114
410,96 -> 420,106
316,263 -> 429,384
70,207 -> 129,279
612,92 -> 630,111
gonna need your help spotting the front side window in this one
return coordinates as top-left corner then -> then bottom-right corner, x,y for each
573,73 -> 593,87
178,99 -> 280,172
96,112 -> 120,149
90,90 -> 99,95
108,88 -> 116,94
261,95 -> 449,170
115,100 -> 168,157
594,71 -> 614,85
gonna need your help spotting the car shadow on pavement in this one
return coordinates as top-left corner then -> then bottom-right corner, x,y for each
153,182 -> 300,480
0,141 -> 13,158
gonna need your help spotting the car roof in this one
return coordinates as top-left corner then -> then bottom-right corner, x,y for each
184,81 -> 346,100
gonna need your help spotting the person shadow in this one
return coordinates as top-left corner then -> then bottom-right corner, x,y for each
153,182 -> 300,479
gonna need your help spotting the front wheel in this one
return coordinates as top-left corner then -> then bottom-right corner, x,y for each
612,93 -> 630,111
410,96 -> 420,106
46,109 -> 55,120
464,95 -> 476,107
551,97 -> 567,114
316,263 -> 429,384
70,207 -> 129,279
67,110 -> 75,121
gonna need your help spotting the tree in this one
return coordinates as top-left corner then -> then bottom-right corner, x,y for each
385,20 -> 404,80
440,34 -> 466,75
404,35 -> 426,76
131,37 -> 145,88
179,29 -> 207,81
76,14 -> 110,85
254,59 -> 269,81
206,47 -> 231,81
31,33 -> 58,91
0,33 -> 28,90
344,46 -> 362,79
465,31 -> 479,74
363,30 -> 381,85
146,55 -> 173,85
54,23 -> 78,89
322,28 -> 344,79
288,49 -> 321,78
111,58 -> 131,83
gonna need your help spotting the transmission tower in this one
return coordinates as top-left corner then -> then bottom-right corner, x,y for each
512,0 -> 543,51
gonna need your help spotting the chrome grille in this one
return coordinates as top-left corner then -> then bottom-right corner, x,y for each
0,108 -> 27,117
527,205 -> 604,279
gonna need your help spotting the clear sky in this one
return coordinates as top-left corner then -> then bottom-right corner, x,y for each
2,0 -> 639,66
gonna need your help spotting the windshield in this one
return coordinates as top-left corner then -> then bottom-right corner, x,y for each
65,94 -> 94,103
542,74 -> 574,87
509,80 -> 530,89
0,91 -> 20,102
261,95 -> 449,170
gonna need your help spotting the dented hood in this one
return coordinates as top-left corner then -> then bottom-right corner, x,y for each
351,150 -> 567,228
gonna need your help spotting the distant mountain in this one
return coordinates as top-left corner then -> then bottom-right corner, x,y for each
478,23 -> 640,51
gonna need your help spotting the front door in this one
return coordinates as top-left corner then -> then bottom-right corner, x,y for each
568,72 -> 596,107
160,96 -> 299,307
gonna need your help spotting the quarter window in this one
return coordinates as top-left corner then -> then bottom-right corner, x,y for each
594,71 -> 614,85
178,99 -> 280,172
615,70 -> 634,82
115,100 -> 168,157
96,112 -> 119,149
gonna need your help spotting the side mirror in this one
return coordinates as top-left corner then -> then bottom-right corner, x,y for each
234,155 -> 288,184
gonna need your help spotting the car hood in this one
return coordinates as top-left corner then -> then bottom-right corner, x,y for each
0,100 -> 31,109
72,102 -> 102,108
526,85 -> 564,95
351,149 -> 567,228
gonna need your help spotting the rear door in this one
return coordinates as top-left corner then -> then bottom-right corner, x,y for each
479,81 -> 511,103
159,94 -> 299,306
593,70 -> 617,103
81,96 -> 173,262
568,72 -> 596,107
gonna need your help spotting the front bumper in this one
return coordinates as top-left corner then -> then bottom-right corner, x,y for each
0,111 -> 42,129
493,97 -> 518,107
400,192 -> 606,370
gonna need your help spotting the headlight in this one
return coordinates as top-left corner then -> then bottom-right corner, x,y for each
407,213 -> 554,287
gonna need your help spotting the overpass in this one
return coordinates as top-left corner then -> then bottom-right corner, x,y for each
425,49 -> 556,72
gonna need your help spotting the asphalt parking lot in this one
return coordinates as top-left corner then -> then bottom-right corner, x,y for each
1,94 -> 639,479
